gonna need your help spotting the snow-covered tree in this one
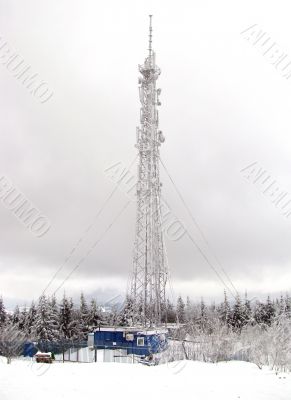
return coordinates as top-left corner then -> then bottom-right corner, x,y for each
25,302 -> 37,336
231,295 -> 245,332
198,298 -> 209,333
59,294 -> 76,339
219,290 -> 231,326
241,293 -> 252,326
166,299 -> 176,323
185,296 -> 193,323
264,296 -> 276,325
18,307 -> 27,331
0,297 -> 6,327
33,295 -> 60,343
267,314 -> 291,372
0,323 -> 26,364
88,299 -> 102,328
12,305 -> 20,326
118,296 -> 134,326
285,293 -> 291,315
176,296 -> 185,324
107,302 -> 121,326
74,293 -> 90,340
10,305 -> 28,331
254,297 -> 275,326
254,301 -> 264,325
278,295 -> 286,316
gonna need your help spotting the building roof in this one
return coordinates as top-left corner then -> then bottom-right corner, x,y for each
92,326 -> 168,335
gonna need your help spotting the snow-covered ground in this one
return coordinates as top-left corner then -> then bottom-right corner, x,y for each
0,357 -> 290,400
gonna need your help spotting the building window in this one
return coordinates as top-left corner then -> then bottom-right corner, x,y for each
137,337 -> 144,346
126,333 -> 134,341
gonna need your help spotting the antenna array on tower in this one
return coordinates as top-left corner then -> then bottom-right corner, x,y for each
129,16 -> 168,327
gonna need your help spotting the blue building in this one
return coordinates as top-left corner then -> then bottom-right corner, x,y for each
88,327 -> 168,357
23,342 -> 38,357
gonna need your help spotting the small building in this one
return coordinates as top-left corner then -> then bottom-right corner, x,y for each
35,351 -> 53,363
88,327 -> 168,357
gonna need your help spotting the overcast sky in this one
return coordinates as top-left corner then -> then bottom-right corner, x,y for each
1,0 -> 291,308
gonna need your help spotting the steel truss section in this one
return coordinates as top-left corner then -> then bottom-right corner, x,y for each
130,16 -> 168,327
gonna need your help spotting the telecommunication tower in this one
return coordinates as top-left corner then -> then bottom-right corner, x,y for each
129,15 -> 168,327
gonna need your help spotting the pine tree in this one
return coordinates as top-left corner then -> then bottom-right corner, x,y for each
176,296 -> 185,323
107,303 -> 120,326
285,293 -> 291,316
161,299 -> 176,323
198,298 -> 209,333
59,294 -> 75,339
168,299 -> 176,323
242,292 -> 252,325
88,299 -> 102,328
25,302 -> 37,336
69,298 -> 80,340
77,293 -> 90,339
33,295 -> 60,343
231,294 -> 244,332
278,295 -> 286,315
49,295 -> 60,340
263,296 -> 275,325
185,296 -> 193,322
12,305 -> 20,326
118,296 -> 134,326
219,290 -> 231,326
18,307 -> 27,331
0,296 -> 6,327
254,301 -> 265,325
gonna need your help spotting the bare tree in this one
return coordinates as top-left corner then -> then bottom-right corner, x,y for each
0,324 -> 27,364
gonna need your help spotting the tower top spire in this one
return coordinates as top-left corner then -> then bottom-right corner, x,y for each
148,14 -> 153,57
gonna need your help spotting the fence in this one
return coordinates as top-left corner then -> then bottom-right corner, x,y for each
24,338 -> 251,365
54,346 -> 139,364
162,338 -> 251,363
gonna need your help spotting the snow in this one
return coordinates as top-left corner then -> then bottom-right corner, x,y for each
0,357 -> 290,400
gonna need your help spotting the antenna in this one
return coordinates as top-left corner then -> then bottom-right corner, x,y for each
148,14 -> 153,57
130,15 -> 166,327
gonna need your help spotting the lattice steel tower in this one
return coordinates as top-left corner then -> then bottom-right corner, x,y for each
129,16 -> 168,327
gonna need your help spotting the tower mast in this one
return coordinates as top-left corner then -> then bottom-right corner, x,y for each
130,15 -> 167,327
